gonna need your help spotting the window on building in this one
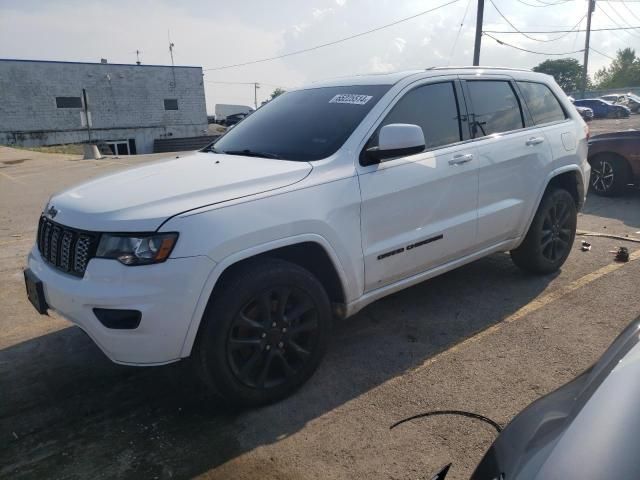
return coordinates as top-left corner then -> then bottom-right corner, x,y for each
369,82 -> 462,153
465,80 -> 524,138
56,97 -> 83,108
164,99 -> 179,110
517,82 -> 567,125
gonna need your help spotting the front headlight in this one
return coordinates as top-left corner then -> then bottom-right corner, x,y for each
96,232 -> 178,266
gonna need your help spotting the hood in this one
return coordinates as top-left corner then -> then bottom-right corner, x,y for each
47,151 -> 312,231
471,318 -> 640,480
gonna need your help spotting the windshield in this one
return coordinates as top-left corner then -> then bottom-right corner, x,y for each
207,85 -> 391,161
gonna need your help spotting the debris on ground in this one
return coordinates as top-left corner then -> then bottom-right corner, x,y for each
581,241 -> 592,252
613,247 -> 630,263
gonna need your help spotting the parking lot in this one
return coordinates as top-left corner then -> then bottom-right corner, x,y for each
1,118 -> 640,480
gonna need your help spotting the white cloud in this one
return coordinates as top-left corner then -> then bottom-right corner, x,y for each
335,0 -> 346,6
312,7 -> 334,20
394,37 -> 407,53
369,56 -> 395,73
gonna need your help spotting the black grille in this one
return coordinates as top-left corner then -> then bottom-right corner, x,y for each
37,217 -> 99,277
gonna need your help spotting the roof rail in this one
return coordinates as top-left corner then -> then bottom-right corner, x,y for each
425,66 -> 532,72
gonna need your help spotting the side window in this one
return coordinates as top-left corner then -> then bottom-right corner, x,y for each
465,80 -> 524,137
517,81 -> 567,125
371,82 -> 462,153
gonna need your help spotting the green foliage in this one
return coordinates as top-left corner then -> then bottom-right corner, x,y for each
270,88 -> 286,100
594,48 -> 640,89
532,58 -> 586,92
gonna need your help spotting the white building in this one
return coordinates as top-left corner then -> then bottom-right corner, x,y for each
0,58 -> 208,154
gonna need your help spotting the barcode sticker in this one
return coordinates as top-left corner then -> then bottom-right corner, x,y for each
329,94 -> 373,105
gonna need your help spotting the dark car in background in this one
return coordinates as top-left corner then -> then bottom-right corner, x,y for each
601,93 -> 640,112
224,112 -> 250,126
465,317 -> 640,480
588,130 -> 640,195
574,98 -> 630,119
574,105 -> 593,121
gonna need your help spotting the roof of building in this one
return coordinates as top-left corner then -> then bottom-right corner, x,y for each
0,58 -> 202,69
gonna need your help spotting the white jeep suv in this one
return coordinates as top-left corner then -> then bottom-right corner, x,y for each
25,68 -> 589,405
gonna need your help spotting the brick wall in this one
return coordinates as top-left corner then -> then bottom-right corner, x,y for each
0,59 -> 208,153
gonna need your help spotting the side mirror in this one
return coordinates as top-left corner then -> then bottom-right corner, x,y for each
364,123 -> 425,165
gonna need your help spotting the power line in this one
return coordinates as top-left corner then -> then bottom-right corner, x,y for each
597,2 -> 640,38
448,0 -> 473,65
484,32 -> 585,55
590,46 -> 616,60
515,0 -> 570,6
621,0 -> 640,22
489,0 -> 585,42
203,0 -> 459,71
484,25 -> 640,32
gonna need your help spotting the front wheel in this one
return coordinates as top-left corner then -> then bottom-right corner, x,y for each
511,188 -> 577,274
194,258 -> 332,407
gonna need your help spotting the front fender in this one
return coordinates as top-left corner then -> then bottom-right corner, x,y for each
177,233 -> 353,358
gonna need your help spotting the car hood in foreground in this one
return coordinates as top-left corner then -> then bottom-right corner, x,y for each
46,152 -> 312,231
471,317 -> 640,480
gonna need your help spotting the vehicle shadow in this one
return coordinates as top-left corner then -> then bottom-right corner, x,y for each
582,188 -> 640,230
0,253 -> 557,479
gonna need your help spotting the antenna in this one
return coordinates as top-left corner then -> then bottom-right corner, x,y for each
135,49 -> 142,65
168,30 -> 175,68
168,30 -> 177,89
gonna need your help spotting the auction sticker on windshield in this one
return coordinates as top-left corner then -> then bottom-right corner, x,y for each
329,94 -> 373,105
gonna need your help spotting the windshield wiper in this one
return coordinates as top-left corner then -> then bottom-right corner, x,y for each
223,149 -> 282,160
202,144 -> 220,153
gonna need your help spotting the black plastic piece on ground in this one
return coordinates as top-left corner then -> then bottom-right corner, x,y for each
615,246 -> 630,262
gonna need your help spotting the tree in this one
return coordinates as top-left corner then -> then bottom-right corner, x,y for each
270,87 -> 286,100
532,58 -> 586,92
594,48 -> 640,89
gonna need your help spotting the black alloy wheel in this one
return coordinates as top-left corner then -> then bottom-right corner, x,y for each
539,199 -> 573,263
510,188 -> 577,274
195,258 -> 332,407
227,287 -> 319,389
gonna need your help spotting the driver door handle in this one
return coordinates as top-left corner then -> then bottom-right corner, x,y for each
449,153 -> 474,166
526,136 -> 545,146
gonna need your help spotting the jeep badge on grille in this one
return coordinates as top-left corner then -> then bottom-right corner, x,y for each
46,205 -> 58,219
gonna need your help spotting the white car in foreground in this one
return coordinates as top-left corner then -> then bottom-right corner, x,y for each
25,67 -> 590,405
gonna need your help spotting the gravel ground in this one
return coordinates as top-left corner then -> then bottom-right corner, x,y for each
1,124 -> 640,480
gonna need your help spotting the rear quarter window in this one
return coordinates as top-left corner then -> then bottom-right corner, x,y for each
517,81 -> 567,125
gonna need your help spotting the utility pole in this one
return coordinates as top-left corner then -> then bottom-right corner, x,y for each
254,82 -> 260,109
581,0 -> 596,98
473,0 -> 484,66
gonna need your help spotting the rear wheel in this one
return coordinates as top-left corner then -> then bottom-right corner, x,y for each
511,188 -> 577,274
194,258 -> 332,407
589,155 -> 630,196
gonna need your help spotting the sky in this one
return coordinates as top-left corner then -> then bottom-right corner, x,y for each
1,0 -> 639,113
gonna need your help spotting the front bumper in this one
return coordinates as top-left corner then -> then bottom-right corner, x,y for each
27,247 -> 215,365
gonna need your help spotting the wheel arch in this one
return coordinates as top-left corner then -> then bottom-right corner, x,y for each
179,234 -> 350,358
519,166 -> 584,247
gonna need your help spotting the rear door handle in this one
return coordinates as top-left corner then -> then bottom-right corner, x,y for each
526,137 -> 545,146
449,153 -> 474,166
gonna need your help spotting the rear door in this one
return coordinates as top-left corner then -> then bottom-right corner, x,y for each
357,78 -> 479,291
459,76 -> 553,248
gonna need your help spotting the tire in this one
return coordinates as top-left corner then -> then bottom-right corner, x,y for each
511,188 -> 577,274
589,155 -> 630,197
194,258 -> 332,407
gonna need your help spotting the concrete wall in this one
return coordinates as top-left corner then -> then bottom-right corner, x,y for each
0,59 -> 208,153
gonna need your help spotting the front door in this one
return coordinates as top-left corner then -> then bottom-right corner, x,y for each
357,79 -> 479,291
